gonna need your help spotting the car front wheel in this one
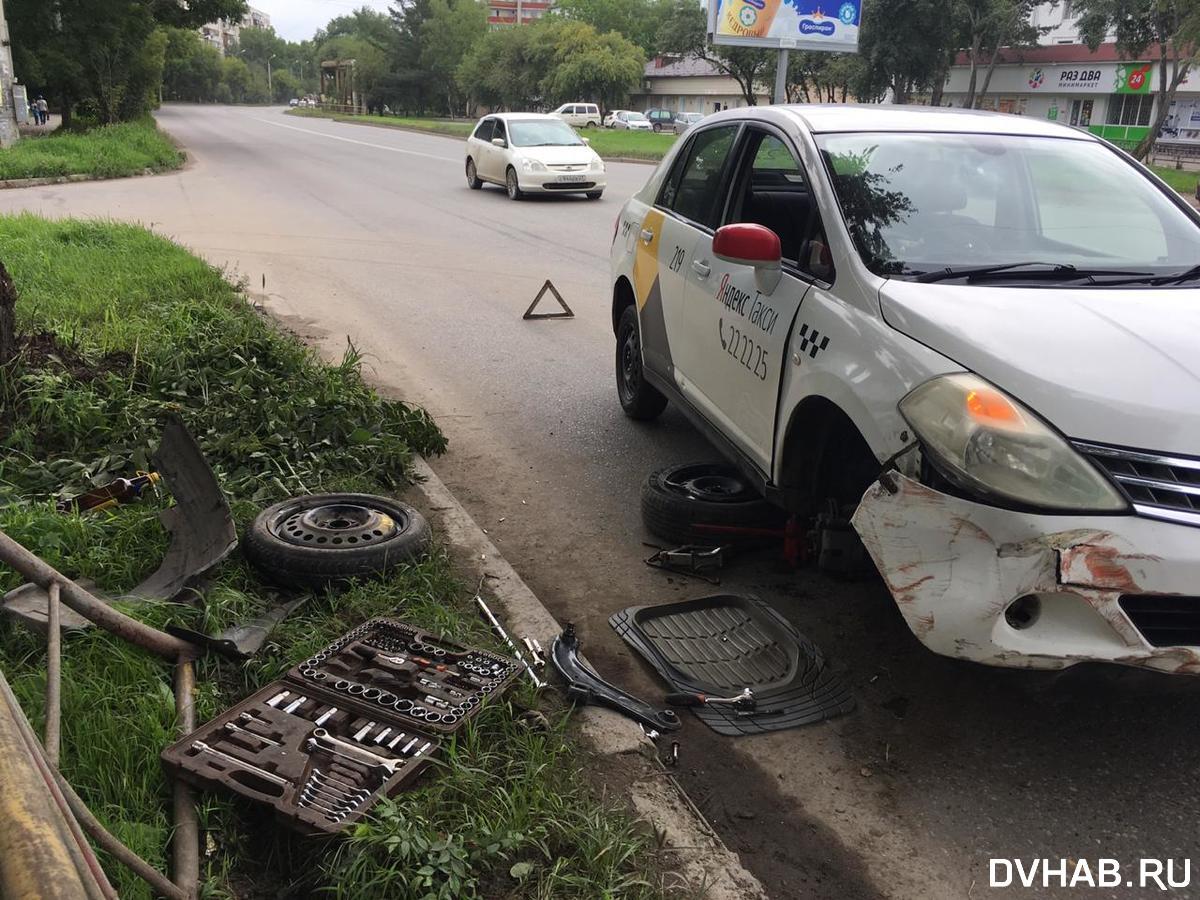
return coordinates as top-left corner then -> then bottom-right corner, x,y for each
616,304 -> 666,420
505,167 -> 523,201
465,158 -> 482,189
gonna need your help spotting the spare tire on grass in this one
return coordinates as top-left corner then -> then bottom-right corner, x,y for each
244,493 -> 431,588
641,462 -> 782,547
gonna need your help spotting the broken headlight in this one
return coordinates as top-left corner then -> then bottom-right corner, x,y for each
899,373 -> 1128,512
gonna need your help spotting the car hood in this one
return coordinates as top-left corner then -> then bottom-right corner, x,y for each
880,281 -> 1200,455
513,145 -> 598,166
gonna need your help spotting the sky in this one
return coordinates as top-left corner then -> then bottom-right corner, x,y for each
252,0 -> 395,42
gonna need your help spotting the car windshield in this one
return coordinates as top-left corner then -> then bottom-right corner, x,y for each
510,119 -> 584,147
684,114 -> 701,122
625,112 -> 647,121
817,132 -> 1200,280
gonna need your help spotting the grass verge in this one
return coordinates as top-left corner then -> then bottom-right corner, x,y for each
286,107 -> 678,161
1150,164 -> 1199,198
0,213 -> 665,899
0,119 -> 184,182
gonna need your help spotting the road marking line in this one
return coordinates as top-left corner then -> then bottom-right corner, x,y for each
252,117 -> 459,162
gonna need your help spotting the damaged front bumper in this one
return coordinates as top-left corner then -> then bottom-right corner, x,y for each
851,473 -> 1200,674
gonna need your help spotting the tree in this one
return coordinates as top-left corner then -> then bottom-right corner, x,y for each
959,0 -> 1045,108
419,0 -> 488,114
458,25 -> 544,110
318,35 -> 389,109
787,51 -> 865,102
324,7 -> 399,51
541,26 -> 645,110
8,0 -> 246,124
854,0 -> 958,102
222,57 -> 253,102
553,0 -> 669,54
1075,0 -> 1200,158
656,0 -> 773,105
163,28 -> 223,102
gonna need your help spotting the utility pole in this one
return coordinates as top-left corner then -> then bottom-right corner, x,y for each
267,53 -> 276,102
0,0 -> 21,147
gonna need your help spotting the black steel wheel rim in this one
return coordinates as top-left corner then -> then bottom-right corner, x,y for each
619,323 -> 641,402
663,464 -> 753,503
270,501 -> 402,548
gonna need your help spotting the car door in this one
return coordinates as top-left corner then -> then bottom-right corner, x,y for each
678,126 -> 827,473
485,119 -> 509,181
634,123 -> 741,388
470,118 -> 495,180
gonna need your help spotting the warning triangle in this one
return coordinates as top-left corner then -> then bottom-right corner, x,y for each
523,280 -> 574,320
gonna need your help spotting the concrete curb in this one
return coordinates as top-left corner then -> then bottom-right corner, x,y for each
408,456 -> 768,900
0,166 -> 180,191
286,112 -> 662,166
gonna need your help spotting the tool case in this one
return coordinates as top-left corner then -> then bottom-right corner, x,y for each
163,618 -> 522,834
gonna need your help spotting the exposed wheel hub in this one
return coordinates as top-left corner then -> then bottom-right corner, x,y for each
273,503 -> 398,547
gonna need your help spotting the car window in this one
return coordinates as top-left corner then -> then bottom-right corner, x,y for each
659,125 -> 739,229
819,132 -> 1200,278
473,119 -> 494,142
728,131 -> 831,278
493,120 -> 507,143
508,118 -> 583,147
587,105 -> 598,114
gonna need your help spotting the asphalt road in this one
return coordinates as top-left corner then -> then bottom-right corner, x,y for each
6,105 -> 1200,900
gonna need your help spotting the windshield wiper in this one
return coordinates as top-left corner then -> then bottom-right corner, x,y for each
1148,263 -> 1200,285
914,262 -> 1154,284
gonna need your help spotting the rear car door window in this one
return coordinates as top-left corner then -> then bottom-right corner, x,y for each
659,125 -> 739,229
473,119 -> 494,142
727,131 -> 831,276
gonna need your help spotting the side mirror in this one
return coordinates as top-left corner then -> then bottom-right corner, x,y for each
581,137 -> 590,146
491,137 -> 507,148
713,223 -> 782,294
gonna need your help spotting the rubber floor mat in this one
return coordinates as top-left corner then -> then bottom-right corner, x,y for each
609,594 -> 854,735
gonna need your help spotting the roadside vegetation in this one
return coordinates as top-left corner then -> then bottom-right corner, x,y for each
0,119 -> 182,182
0,214 -> 665,899
1150,164 -> 1200,198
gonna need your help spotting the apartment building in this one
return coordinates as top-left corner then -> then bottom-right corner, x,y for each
200,6 -> 272,56
487,0 -> 552,28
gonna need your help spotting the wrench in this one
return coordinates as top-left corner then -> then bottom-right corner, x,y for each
309,728 -> 405,775
191,742 -> 289,787
297,795 -> 350,820
301,783 -> 365,808
310,770 -> 372,798
224,721 -> 280,746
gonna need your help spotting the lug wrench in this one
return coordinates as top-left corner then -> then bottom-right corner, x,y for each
191,742 -> 289,787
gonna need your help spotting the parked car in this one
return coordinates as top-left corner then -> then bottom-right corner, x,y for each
672,112 -> 704,134
465,113 -> 605,201
611,104 -> 1200,675
612,111 -> 653,131
643,108 -> 675,132
552,103 -> 602,128
604,110 -> 628,128
289,98 -> 299,107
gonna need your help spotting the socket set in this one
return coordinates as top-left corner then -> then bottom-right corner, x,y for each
162,618 -> 520,834
286,618 -> 522,734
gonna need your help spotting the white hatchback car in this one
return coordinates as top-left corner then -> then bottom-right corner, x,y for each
612,111 -> 653,131
611,104 -> 1200,674
465,113 -> 606,200
552,102 -> 602,128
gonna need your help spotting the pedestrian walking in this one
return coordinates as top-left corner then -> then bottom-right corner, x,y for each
36,96 -> 48,126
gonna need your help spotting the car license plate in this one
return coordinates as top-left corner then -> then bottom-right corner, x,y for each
557,175 -> 586,183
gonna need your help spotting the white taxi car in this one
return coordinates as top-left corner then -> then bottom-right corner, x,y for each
465,113 -> 606,201
611,104 -> 1200,674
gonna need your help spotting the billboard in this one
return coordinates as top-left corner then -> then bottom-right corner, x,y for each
708,0 -> 861,51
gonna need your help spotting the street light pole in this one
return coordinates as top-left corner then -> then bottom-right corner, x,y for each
267,54 -> 276,102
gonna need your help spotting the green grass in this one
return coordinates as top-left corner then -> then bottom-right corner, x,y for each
286,107 -> 678,160
0,214 -> 666,899
0,119 -> 183,181
1151,164 -> 1200,197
